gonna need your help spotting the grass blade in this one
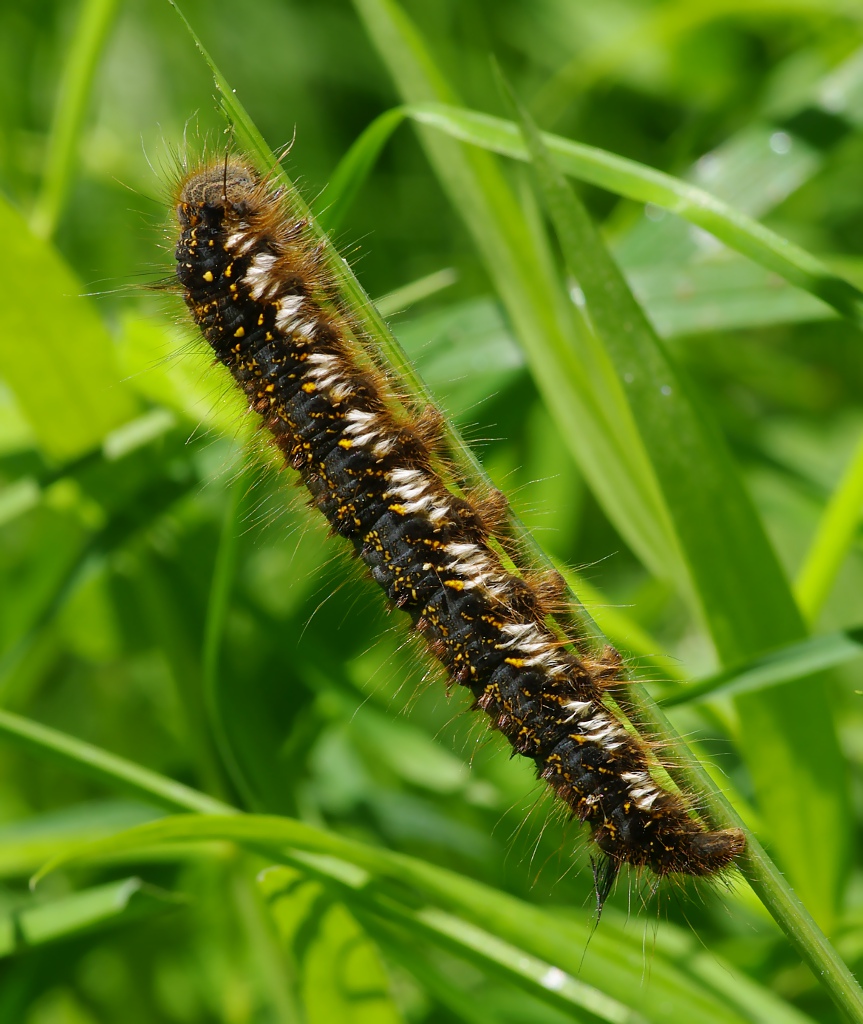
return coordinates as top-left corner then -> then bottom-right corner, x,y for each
505,68 -> 856,1003
662,629 -> 863,706
29,0 -> 119,239
37,815 -> 813,1024
0,709 -> 233,817
0,878 -> 176,955
402,103 -> 863,327
794,432 -> 863,624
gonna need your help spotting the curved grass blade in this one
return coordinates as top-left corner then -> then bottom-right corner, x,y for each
403,103 -> 863,328
36,815 -> 814,1024
0,709 -> 812,1022
323,106 -> 845,335
0,802 -> 161,879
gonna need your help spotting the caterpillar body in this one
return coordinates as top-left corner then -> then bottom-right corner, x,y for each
172,156 -> 744,905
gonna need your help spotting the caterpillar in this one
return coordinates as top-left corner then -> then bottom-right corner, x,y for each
171,153 -> 744,907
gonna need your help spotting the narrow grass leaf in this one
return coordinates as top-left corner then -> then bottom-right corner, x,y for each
503,67 -> 854,995
374,267 -> 458,318
505,79 -> 800,659
794,432 -> 863,624
320,106 -> 407,233
661,628 -> 863,706
0,878 -> 177,956
0,801 -> 162,878
201,468 -> 260,810
628,260 -> 835,337
29,0 -> 119,239
0,709 -> 233,816
351,0 -> 684,586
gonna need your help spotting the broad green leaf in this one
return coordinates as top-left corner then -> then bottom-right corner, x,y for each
629,259 -> 835,337
116,314 -> 250,438
0,194 -> 137,460
616,44 -> 863,266
260,865 -> 405,1024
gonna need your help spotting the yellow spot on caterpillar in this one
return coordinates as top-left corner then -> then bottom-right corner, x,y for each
505,657 -> 526,668
388,504 -> 407,515
338,439 -> 353,449
444,579 -> 465,591
203,270 -> 214,282
224,264 -> 233,278
301,382 -> 316,393
234,327 -> 245,338
258,314 -> 265,325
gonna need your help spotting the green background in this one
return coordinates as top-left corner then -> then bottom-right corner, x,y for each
1,0 -> 863,1021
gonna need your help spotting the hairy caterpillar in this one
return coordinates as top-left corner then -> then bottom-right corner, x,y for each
171,153 -> 744,906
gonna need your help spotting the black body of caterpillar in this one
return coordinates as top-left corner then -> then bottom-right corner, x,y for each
173,157 -> 744,903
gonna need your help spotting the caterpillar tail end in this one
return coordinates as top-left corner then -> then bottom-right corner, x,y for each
591,855 -> 619,918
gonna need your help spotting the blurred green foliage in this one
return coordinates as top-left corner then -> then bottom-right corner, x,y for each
2,0 -> 863,1021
